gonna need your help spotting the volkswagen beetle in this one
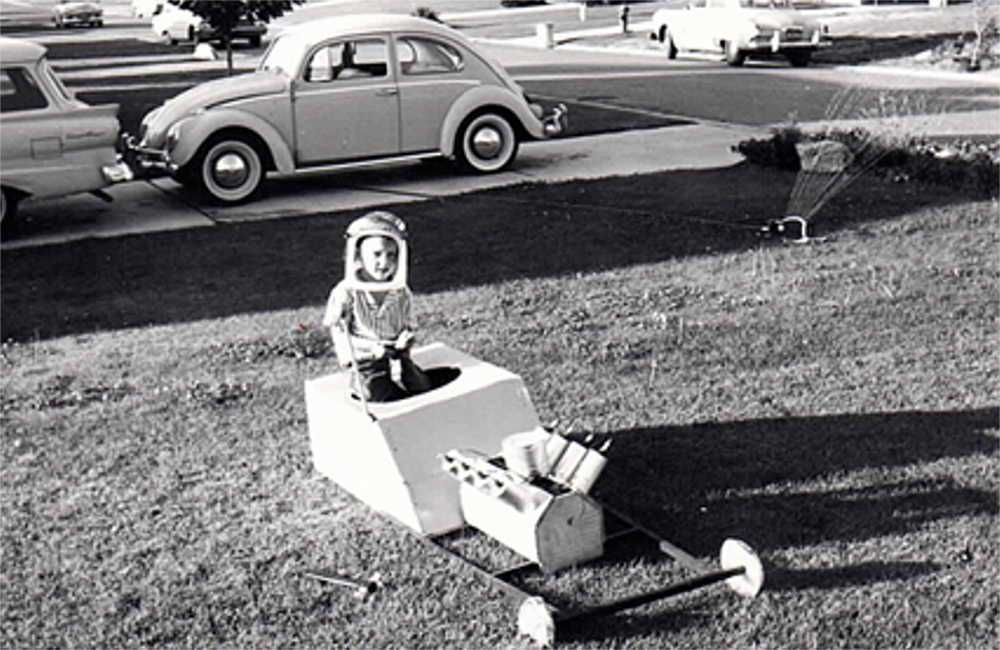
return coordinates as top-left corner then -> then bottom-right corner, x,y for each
127,14 -> 567,205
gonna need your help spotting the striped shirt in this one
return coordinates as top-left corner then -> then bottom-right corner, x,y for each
323,280 -> 414,343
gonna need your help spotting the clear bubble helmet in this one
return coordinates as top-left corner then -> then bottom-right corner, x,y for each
344,211 -> 409,292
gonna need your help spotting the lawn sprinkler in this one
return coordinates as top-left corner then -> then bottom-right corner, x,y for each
760,215 -> 812,244
305,343 -> 765,646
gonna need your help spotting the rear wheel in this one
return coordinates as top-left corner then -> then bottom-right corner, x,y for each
1,187 -> 21,235
725,40 -> 746,66
455,112 -> 519,174
187,134 -> 266,204
786,50 -> 812,67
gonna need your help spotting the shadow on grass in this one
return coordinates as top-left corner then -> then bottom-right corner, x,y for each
0,164 -> 972,342
767,560 -> 943,591
815,33 -> 964,66
594,407 -> 999,558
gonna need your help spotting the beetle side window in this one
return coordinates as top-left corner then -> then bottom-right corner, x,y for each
305,39 -> 388,83
0,68 -> 49,113
397,37 -> 464,76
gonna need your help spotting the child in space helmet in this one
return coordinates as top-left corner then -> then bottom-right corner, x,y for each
323,211 -> 432,402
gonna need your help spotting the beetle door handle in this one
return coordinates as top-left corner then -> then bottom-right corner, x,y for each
375,87 -> 398,97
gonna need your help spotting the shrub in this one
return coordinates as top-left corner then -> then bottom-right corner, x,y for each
735,124 -> 1000,199
412,6 -> 441,22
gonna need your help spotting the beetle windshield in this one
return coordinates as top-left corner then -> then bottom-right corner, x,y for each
259,35 -> 306,76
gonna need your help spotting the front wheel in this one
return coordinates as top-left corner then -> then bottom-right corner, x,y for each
187,135 -> 266,204
658,25 -> 678,59
1,187 -> 21,234
725,40 -> 746,66
786,50 -> 812,67
455,112 -> 518,174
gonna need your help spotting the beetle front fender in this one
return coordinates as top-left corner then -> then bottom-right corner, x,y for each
439,86 -> 546,158
167,109 -> 294,174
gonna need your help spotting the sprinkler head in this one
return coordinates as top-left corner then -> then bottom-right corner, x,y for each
761,216 -> 810,244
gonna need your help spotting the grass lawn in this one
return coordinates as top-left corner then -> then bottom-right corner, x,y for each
2,162 -> 998,648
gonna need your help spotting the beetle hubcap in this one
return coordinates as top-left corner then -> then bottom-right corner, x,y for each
471,127 -> 503,160
213,152 -> 249,189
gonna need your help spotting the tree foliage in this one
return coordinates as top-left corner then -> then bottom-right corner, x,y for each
169,0 -> 303,73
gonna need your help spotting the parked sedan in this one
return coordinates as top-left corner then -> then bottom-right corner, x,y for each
0,37 -> 132,223
127,14 -> 567,205
652,0 -> 830,67
52,0 -> 103,28
151,3 -> 266,47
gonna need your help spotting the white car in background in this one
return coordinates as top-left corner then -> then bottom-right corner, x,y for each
151,3 -> 266,47
131,0 -> 162,19
52,0 -> 103,28
652,0 -> 830,67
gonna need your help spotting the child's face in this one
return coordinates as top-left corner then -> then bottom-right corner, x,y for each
358,235 -> 399,282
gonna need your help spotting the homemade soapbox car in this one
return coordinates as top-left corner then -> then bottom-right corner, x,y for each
305,343 -> 764,646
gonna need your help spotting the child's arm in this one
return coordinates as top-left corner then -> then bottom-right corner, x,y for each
323,283 -> 385,365
393,287 -> 417,350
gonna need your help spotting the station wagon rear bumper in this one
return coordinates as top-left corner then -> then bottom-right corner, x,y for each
102,158 -> 134,184
122,134 -> 175,174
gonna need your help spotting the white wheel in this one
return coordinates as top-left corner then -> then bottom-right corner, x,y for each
456,112 -> 518,174
193,136 -> 265,204
518,596 -> 556,648
720,538 -> 764,598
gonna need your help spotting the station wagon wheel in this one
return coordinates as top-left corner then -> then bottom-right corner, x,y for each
659,25 -> 678,59
725,40 -> 746,66
456,112 -> 518,174
191,135 -> 265,204
1,187 -> 20,228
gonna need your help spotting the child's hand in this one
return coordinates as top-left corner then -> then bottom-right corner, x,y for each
395,331 -> 415,350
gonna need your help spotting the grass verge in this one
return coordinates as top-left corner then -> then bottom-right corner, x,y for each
2,165 -> 998,648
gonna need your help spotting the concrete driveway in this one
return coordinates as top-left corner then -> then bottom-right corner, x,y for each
1,115 -> 762,251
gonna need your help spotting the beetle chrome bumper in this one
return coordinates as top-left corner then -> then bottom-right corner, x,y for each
122,134 -> 176,175
543,103 -> 568,137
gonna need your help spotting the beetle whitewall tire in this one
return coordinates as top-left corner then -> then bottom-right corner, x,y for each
456,112 -> 518,174
194,136 -> 265,204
